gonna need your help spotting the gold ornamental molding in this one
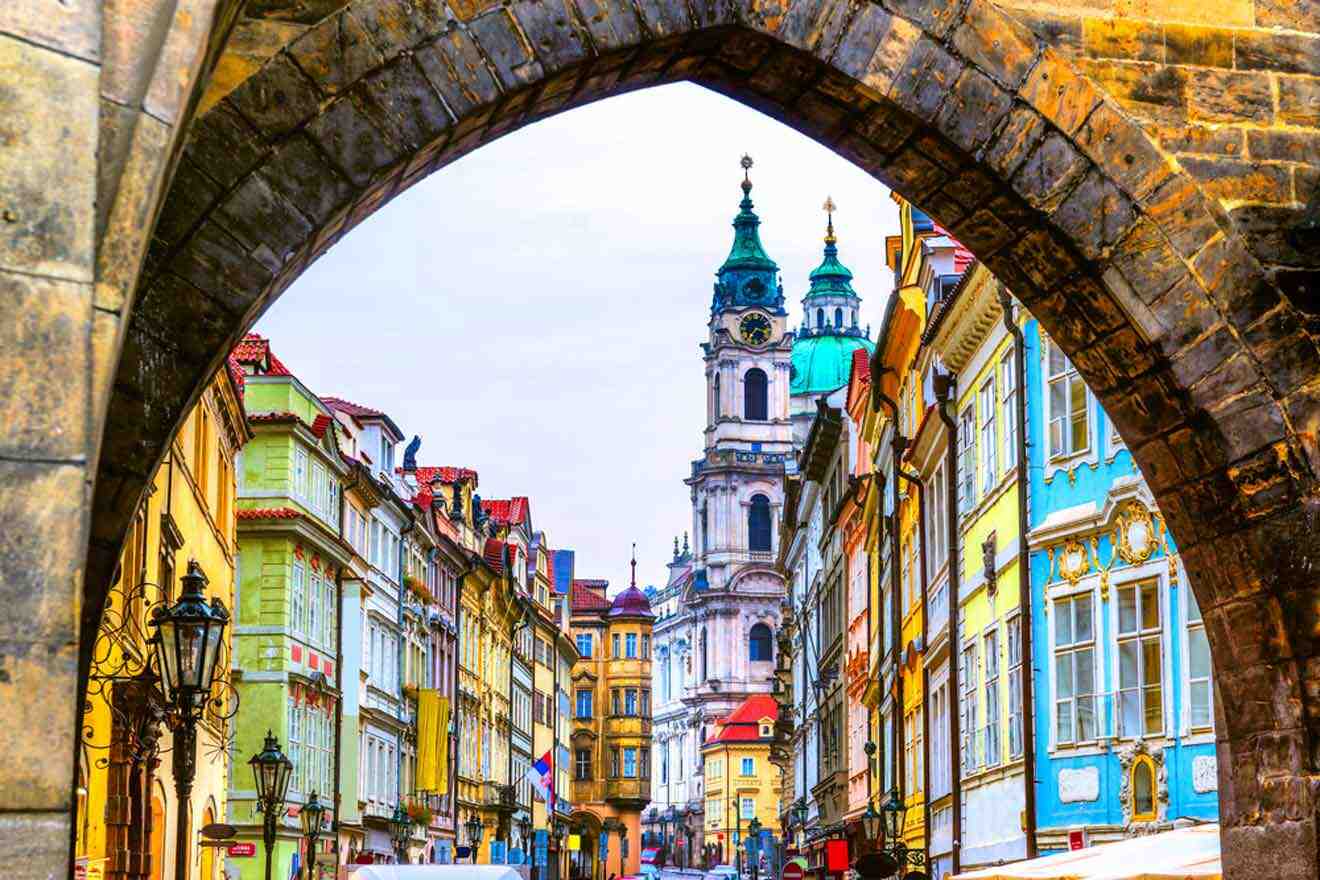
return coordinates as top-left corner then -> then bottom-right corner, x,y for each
1115,501 -> 1157,566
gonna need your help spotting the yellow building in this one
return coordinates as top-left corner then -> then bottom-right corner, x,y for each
77,365 -> 248,880
568,575 -> 654,877
925,262 -> 1032,868
701,695 -> 782,869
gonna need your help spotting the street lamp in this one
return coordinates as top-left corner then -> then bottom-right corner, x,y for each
466,813 -> 485,864
390,802 -> 411,863
881,786 -> 905,844
862,801 -> 883,845
149,560 -> 230,880
518,814 -> 533,860
250,731 -> 294,880
300,791 -> 327,880
852,786 -> 927,880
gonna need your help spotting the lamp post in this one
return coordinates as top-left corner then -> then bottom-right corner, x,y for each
851,785 -> 927,880
390,802 -> 411,863
518,813 -> 533,863
300,791 -> 327,880
250,731 -> 294,880
466,813 -> 485,864
149,560 -> 230,880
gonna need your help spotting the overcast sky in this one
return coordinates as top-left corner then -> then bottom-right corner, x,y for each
255,82 -> 896,593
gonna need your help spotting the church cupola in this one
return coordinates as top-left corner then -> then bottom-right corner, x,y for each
712,155 -> 785,316
800,197 -> 865,339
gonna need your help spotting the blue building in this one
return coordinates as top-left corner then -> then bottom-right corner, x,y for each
1023,316 -> 1219,851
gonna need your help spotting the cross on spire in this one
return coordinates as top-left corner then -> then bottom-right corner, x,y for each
824,196 -> 837,245
630,542 -> 637,589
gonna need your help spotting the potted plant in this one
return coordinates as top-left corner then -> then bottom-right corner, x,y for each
406,799 -> 433,828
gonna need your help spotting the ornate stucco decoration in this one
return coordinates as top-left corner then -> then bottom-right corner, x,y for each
1117,739 -> 1169,831
1057,539 -> 1091,585
1115,501 -> 1157,565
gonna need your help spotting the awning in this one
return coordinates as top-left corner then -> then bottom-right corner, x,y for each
953,824 -> 1221,880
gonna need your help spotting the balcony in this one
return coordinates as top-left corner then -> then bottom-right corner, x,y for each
605,778 -> 650,806
604,715 -> 652,738
482,782 -> 517,813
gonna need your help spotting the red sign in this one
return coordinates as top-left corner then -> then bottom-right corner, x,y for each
826,839 -> 850,873
228,842 -> 257,858
1068,830 -> 1086,851
782,861 -> 805,880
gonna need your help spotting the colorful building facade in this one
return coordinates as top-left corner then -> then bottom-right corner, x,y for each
702,695 -> 783,869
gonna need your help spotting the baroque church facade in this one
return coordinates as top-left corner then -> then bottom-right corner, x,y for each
647,160 -> 871,862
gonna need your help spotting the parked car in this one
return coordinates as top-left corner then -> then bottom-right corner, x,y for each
640,847 -> 660,865
704,865 -> 740,880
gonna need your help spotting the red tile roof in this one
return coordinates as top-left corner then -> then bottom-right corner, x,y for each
414,466 -> 479,488
310,413 -> 334,438
320,396 -> 384,418
608,585 -> 654,619
482,497 -> 530,526
236,507 -> 304,521
232,334 -> 293,378
933,224 -> 975,273
571,579 -> 611,612
707,694 -> 779,744
483,538 -> 519,574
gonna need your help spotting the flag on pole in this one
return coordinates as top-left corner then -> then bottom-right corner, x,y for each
525,749 -> 553,802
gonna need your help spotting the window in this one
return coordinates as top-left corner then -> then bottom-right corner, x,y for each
904,710 -> 922,794
642,635 -> 650,659
1131,756 -> 1157,820
958,406 -> 976,512
623,747 -> 638,778
1046,339 -> 1090,459
713,373 -> 721,420
744,368 -> 768,421
1187,591 -> 1213,729
816,307 -> 824,328
748,494 -> 772,553
294,448 -> 309,498
984,629 -> 1001,766
700,628 -> 708,681
961,641 -> 979,771
1007,615 -> 1024,758
612,634 -> 620,659
612,689 -> 621,715
575,689 -> 593,719
1054,593 -> 1097,744
1000,350 -> 1017,475
292,561 -> 306,636
575,633 -> 592,658
1118,580 -> 1164,738
925,460 -> 947,575
641,747 -> 650,779
749,623 -> 772,662
625,689 -> 638,716
1109,413 -> 1125,453
626,633 -> 638,658
741,757 -> 755,776
575,748 -> 591,780
741,797 -> 755,820
641,688 -> 650,716
979,377 -> 997,494
834,307 -> 843,327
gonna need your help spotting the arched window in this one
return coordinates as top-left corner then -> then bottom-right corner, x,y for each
713,373 -> 721,420
1131,756 -> 1156,821
852,310 -> 859,327
744,369 -> 768,421
749,494 -> 772,552
834,307 -> 843,327
749,623 -> 772,662
816,307 -> 825,328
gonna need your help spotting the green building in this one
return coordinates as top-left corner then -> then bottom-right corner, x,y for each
230,335 -> 351,880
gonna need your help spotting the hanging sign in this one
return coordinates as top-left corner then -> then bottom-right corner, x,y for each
567,835 -> 581,852
826,839 -> 849,873
227,842 -> 257,858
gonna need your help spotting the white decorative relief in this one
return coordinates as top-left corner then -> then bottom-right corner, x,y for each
1058,766 -> 1101,803
1192,755 -> 1219,793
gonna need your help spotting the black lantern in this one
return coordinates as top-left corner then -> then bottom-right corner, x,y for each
466,813 -> 485,863
150,560 -> 229,711
249,731 -> 293,880
518,814 -> 532,851
792,799 -> 808,828
390,802 -> 412,861
862,800 -> 883,843
882,786 -> 906,842
300,791 -> 327,880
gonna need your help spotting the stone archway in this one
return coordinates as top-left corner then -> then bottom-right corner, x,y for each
1,0 -> 1318,876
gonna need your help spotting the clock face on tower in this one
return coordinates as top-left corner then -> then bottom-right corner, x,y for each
739,312 -> 773,346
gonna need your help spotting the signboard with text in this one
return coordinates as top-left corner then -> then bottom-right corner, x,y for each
227,843 -> 256,858
1068,829 -> 1087,851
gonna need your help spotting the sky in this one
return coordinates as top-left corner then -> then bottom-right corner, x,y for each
255,82 -> 897,593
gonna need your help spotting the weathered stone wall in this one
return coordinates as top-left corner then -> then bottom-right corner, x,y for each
0,0 -> 1316,878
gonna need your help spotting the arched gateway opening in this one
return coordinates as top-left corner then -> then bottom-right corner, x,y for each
2,0 -> 1318,876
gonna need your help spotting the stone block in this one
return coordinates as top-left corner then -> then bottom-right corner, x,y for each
1148,274 -> 1221,358
96,112 -> 172,314
288,9 -> 384,95
951,0 -> 1039,90
307,94 -> 406,188
88,307 -> 121,442
1166,420 -> 1228,481
980,105 -> 1046,180
358,56 -> 453,150
1074,57 -> 1187,126
1050,167 -> 1137,261
1164,23 -> 1233,69
717,29 -> 774,73
0,812 -> 73,879
227,50 -> 322,140
1277,75 -> 1320,129
932,67 -> 1012,155
571,0 -> 642,53
1020,49 -> 1102,136
953,207 -> 1017,259
1222,819 -> 1319,880
1144,175 -> 1220,260
1031,288 -> 1100,356
0,35 -> 98,282
509,0 -> 589,72
152,156 -> 223,247
829,3 -> 894,82
1168,325 -> 1237,391
632,0 -> 686,38
1011,9 -> 1082,55
1254,0 -> 1320,32
355,0 -> 449,57
1186,68 -> 1272,124
131,273 -> 237,372
1235,30 -> 1320,78
469,8 -> 542,89
850,105 -> 918,156
143,0 -> 225,124
1211,388 -> 1287,462
858,13 -> 921,99
748,48 -> 820,99
262,134 -> 356,226
1247,130 -> 1320,165
1076,99 -> 1170,202
1011,227 -> 1081,292
1113,0 -> 1253,26
99,0 -> 175,106
890,35 -> 964,124
1111,218 -> 1186,309
883,0 -> 962,40
879,143 -> 948,202
0,0 -> 100,61
1081,16 -> 1161,62
1012,130 -> 1087,213
0,271 -> 90,461
1070,273 -> 1128,334
1150,122 -> 1243,158
415,29 -> 502,116
166,221 -> 273,313
1180,156 -> 1293,207
182,99 -> 269,190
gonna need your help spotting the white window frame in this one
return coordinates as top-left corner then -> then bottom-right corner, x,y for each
741,757 -> 755,776
984,627 -> 1001,767
960,640 -> 979,772
1184,582 -> 1214,733
999,349 -> 1017,478
979,376 -> 997,495
1044,338 -> 1092,463
925,460 -> 947,578
292,561 -> 306,637
1115,576 -> 1165,740
958,405 -> 976,513
1052,590 -> 1099,747
1006,613 -> 1024,759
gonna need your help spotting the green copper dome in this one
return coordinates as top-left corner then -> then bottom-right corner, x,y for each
791,334 -> 874,396
805,239 -> 857,299
712,157 -> 785,315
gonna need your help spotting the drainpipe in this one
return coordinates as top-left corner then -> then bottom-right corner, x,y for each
934,374 -> 961,876
999,286 -> 1038,859
400,513 -> 415,855
332,471 -> 351,875
869,367 -> 904,807
899,453 -> 928,873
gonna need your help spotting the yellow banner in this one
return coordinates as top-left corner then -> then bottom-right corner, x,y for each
435,696 -> 450,795
417,690 -> 450,792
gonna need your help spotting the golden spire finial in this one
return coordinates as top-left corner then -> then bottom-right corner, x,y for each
823,196 -> 837,245
740,154 -> 754,194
